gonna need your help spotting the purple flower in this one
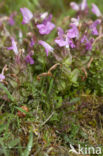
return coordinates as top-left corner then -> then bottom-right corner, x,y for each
81,35 -> 88,43
90,19 -> 101,36
81,35 -> 94,51
30,38 -> 35,47
7,37 -> 18,55
20,8 -> 33,24
70,2 -> 79,11
55,27 -> 68,47
25,54 -> 34,64
70,0 -> 87,11
91,4 -> 102,17
37,14 -> 55,35
8,14 -> 15,26
0,74 -> 5,82
68,39 -> 75,48
85,39 -> 93,51
37,22 -> 55,35
70,17 -> 79,26
57,27 -> 64,37
80,0 -> 87,11
43,14 -> 52,24
38,40 -> 53,56
67,24 -> 79,39
55,38 -> 68,47
55,27 -> 76,48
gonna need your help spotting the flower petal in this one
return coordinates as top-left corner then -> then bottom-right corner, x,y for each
91,4 -> 102,17
9,15 -> 15,26
67,25 -> 79,39
25,54 -> 34,64
55,39 -> 68,47
40,12 -> 48,20
0,74 -> 5,82
37,21 -> 55,35
7,37 -> 18,55
70,2 -> 79,11
38,40 -> 53,56
70,17 -> 79,26
20,8 -> 33,24
81,0 -> 87,11
90,19 -> 101,36
55,27 -> 68,47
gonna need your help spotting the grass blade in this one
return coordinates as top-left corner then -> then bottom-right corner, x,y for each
0,83 -> 14,102
22,132 -> 33,156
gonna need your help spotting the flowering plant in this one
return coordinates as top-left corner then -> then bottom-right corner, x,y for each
0,0 -> 103,155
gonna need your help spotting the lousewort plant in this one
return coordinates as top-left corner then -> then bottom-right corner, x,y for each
0,0 -> 103,155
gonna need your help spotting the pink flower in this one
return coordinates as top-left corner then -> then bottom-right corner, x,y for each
38,40 -> 53,56
68,39 -> 76,48
0,74 -> 5,82
85,39 -> 94,51
55,27 -> 76,48
90,19 -> 101,36
70,17 -> 79,26
91,4 -> 102,17
67,24 -> 79,39
25,54 -> 34,64
55,27 -> 68,47
8,14 -> 15,26
37,14 -> 55,35
9,16 -> 15,26
37,22 -> 55,35
70,0 -> 87,11
20,8 -> 33,24
81,35 -> 94,51
0,65 -> 8,82
7,37 -> 18,55
81,0 -> 87,11
81,35 -> 88,43
70,2 -> 79,11
55,38 -> 68,47
30,38 -> 35,47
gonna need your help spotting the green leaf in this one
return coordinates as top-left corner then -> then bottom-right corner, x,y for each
50,112 -> 59,121
15,106 -> 28,115
0,124 -> 8,133
48,78 -> 54,94
22,132 -> 33,156
0,83 -> 14,102
71,69 -> 80,83
8,139 -> 20,149
56,96 -> 63,109
70,97 -> 80,104
0,140 -> 9,156
63,57 -> 72,67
